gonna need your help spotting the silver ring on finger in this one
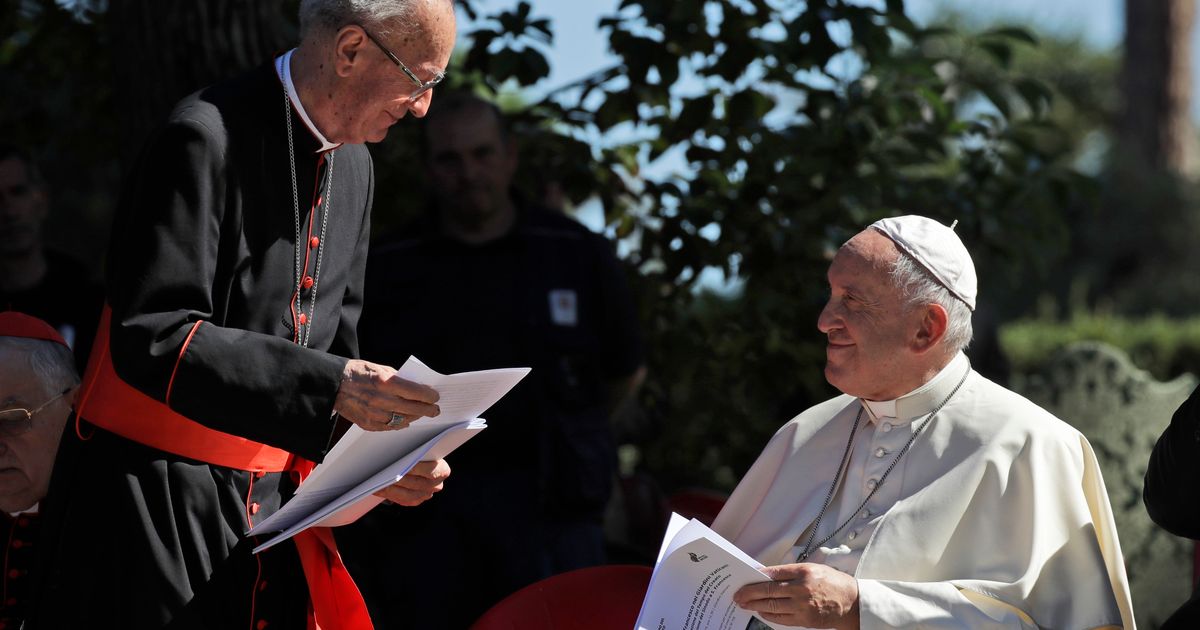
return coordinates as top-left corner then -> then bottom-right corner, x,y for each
387,412 -> 407,428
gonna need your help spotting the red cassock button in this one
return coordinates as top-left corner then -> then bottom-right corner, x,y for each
249,502 -> 260,515
258,579 -> 269,592
309,236 -> 320,249
302,276 -> 314,290
298,313 -> 308,325
10,541 -> 21,549
7,569 -> 18,578
257,620 -> 269,630
254,470 -> 266,479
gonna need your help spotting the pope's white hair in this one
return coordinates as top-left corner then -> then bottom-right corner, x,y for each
298,0 -> 433,37
0,337 -> 79,398
889,251 -> 974,355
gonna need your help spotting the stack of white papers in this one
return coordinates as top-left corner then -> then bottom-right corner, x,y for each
635,513 -> 785,630
251,356 -> 530,553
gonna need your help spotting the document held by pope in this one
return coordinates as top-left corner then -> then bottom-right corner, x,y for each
636,514 -> 785,630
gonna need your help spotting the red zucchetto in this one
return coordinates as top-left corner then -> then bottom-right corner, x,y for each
0,312 -> 69,348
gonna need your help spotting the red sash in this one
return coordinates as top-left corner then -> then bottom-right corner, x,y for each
77,307 -> 292,471
77,306 -> 372,630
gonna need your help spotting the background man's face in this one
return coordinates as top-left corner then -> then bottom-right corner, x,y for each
817,230 -> 924,401
0,354 -> 69,513
0,157 -> 47,258
425,106 -> 518,229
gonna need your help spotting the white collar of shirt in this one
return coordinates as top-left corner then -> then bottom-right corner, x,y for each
8,502 -> 37,517
275,49 -> 340,153
861,352 -> 970,424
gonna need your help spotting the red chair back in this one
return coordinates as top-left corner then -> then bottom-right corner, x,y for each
667,488 -> 728,526
1194,540 -> 1199,590
469,565 -> 653,630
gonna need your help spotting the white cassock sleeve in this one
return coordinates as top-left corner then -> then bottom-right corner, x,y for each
858,580 -> 1038,628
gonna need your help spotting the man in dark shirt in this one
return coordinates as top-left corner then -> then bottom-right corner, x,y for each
0,145 -> 103,370
342,93 -> 646,628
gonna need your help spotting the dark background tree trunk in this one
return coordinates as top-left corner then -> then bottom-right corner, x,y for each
1120,0 -> 1196,174
107,0 -> 294,163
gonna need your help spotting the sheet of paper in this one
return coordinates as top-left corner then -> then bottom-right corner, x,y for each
309,418 -> 485,529
303,357 -> 530,489
656,512 -> 689,563
252,419 -> 484,553
635,514 -> 786,630
250,356 -> 529,552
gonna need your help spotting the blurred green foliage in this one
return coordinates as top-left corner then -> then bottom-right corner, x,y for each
1002,313 -> 1200,381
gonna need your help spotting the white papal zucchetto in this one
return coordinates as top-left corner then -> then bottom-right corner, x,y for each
869,215 -> 977,311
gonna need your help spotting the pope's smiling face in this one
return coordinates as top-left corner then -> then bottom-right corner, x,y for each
0,349 -> 71,513
817,229 -> 925,401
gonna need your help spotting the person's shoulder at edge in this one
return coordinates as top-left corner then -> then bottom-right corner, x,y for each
157,62 -> 276,133
132,64 -> 273,162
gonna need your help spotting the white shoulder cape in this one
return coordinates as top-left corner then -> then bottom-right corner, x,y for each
712,370 -> 1135,629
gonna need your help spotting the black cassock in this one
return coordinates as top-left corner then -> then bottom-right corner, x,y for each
30,61 -> 373,629
1146,385 -> 1200,630
0,512 -> 38,629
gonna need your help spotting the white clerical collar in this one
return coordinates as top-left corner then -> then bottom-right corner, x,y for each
861,352 -> 970,424
275,49 -> 340,153
9,502 -> 37,517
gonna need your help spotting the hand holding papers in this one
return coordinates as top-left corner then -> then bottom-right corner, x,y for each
251,357 -> 530,553
635,513 -> 786,630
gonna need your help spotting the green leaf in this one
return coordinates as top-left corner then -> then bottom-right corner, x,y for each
516,47 -> 550,85
726,90 -> 775,128
686,145 -> 722,164
916,87 -> 948,120
529,18 -> 552,43
1013,77 -> 1053,116
982,26 -> 1038,46
669,94 -> 713,143
977,40 -> 1013,69
488,48 -> 521,82
594,90 -> 634,130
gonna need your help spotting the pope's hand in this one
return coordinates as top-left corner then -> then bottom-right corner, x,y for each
373,459 -> 451,507
334,359 -> 440,431
733,563 -> 860,630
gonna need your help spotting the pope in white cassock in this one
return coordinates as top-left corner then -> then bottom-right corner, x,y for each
716,216 -> 1135,629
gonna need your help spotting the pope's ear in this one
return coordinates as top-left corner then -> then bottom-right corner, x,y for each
912,303 -> 949,354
